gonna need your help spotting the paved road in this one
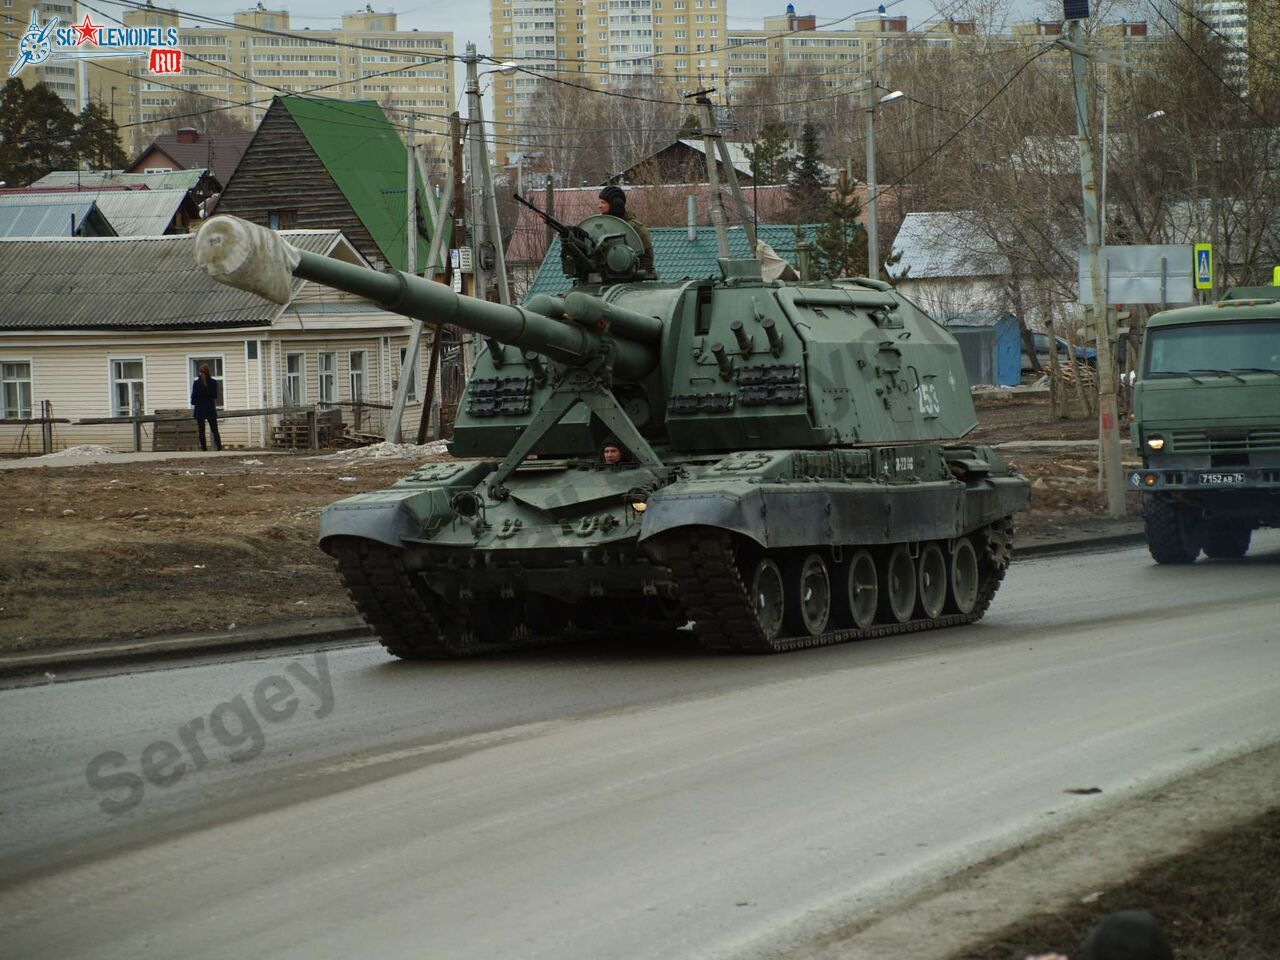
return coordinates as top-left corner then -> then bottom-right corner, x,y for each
2,535 -> 1278,959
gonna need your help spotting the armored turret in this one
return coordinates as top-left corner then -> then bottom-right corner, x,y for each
195,214 -> 1028,658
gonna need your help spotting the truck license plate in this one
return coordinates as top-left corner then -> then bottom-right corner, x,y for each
1199,472 -> 1244,485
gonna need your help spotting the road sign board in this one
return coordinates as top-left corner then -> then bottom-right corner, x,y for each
1272,265 -> 1280,286
1077,245 -> 1195,305
1194,243 -> 1212,290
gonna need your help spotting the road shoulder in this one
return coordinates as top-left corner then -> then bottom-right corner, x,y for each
782,742 -> 1280,960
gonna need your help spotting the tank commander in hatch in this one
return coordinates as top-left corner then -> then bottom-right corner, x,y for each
597,185 -> 655,274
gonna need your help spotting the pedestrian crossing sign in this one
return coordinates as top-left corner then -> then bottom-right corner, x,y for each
1194,243 -> 1212,290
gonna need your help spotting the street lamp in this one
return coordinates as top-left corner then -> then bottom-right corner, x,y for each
865,86 -> 905,280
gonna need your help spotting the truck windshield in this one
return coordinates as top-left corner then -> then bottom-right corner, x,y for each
1145,319 -> 1280,377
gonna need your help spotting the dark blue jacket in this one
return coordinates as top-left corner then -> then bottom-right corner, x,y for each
191,377 -> 220,417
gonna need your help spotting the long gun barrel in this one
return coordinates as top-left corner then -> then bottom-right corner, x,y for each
194,215 -> 658,380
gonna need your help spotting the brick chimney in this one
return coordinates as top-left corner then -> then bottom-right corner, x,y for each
176,127 -> 199,144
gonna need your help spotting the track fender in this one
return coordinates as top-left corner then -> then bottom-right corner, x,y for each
639,488 -> 768,547
318,489 -> 434,555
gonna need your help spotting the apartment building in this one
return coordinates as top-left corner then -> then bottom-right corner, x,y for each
2,0 -> 85,112
1183,0 -> 1280,93
726,10 -> 993,99
489,0 -> 725,160
80,4 -> 454,157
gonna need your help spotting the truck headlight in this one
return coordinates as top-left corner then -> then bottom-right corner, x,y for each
1146,435 -> 1165,451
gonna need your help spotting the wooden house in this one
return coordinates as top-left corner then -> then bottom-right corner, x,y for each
214,96 -> 445,273
0,231 -> 432,454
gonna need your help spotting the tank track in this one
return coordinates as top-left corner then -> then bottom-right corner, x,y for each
330,537 -> 534,658
659,518 -> 1014,654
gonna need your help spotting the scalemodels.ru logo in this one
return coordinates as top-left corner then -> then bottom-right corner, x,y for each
8,8 -> 183,78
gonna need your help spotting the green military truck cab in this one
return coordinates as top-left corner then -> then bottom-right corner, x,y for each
1131,287 -> 1280,563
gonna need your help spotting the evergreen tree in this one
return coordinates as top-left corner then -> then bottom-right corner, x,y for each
744,121 -> 790,185
812,173 -> 868,279
677,111 -> 701,139
0,80 -> 78,185
75,101 -> 128,171
786,122 -> 828,222
20,83 -> 78,180
0,80 -> 29,185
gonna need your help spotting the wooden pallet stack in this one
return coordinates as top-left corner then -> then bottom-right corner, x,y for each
152,409 -> 200,452
273,408 -> 344,449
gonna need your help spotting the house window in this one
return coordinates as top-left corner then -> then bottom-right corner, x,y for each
188,355 -> 226,407
268,209 -> 298,229
397,347 -> 418,403
110,359 -> 146,416
348,350 -> 367,403
284,351 -> 306,405
318,352 -> 337,405
1,360 -> 32,418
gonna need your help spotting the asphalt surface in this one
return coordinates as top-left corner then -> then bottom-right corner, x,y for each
1,534 -> 1278,959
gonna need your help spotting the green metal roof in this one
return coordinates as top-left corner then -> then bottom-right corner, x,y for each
525,224 -> 820,298
281,97 -> 445,273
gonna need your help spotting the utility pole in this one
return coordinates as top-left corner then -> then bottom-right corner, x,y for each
387,111 -> 417,444
865,39 -> 879,280
464,45 -> 490,306
695,92 -> 757,253
690,90 -> 730,258
473,86 -> 512,305
416,111 -> 466,444
1065,13 -> 1126,517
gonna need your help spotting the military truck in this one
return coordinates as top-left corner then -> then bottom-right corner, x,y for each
195,212 -> 1028,656
1130,287 -> 1280,562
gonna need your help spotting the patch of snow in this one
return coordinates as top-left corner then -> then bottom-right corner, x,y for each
37,444 -> 118,460
310,440 -> 450,462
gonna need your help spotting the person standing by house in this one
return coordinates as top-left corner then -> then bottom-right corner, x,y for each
191,363 -> 223,452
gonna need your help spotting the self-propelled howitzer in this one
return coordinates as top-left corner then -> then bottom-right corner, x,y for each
195,214 -> 1028,656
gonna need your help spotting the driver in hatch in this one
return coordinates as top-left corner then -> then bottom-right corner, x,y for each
601,436 -> 632,466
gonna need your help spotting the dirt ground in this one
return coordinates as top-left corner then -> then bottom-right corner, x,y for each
0,392 -> 1132,652
949,806 -> 1280,960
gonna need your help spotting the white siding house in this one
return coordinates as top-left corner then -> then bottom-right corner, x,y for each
888,211 -> 1073,332
0,231 -> 432,453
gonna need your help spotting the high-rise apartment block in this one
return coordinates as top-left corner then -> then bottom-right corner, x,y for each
1183,0 -> 1280,92
77,4 -> 454,158
3,1 -> 84,112
489,0 -> 726,159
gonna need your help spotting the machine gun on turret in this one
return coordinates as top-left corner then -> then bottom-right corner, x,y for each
514,192 -> 654,284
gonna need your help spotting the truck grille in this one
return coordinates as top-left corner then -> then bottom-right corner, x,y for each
1170,428 -> 1280,454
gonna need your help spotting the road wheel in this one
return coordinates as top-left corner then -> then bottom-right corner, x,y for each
842,549 -> 879,629
467,600 -> 529,644
916,542 -> 947,620
524,595 -> 572,636
946,537 -> 980,615
1203,520 -> 1252,559
1143,494 -> 1202,564
785,553 -> 831,636
880,544 -> 917,624
749,557 -> 786,641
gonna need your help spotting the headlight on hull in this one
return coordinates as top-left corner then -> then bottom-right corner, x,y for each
1146,435 -> 1165,451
